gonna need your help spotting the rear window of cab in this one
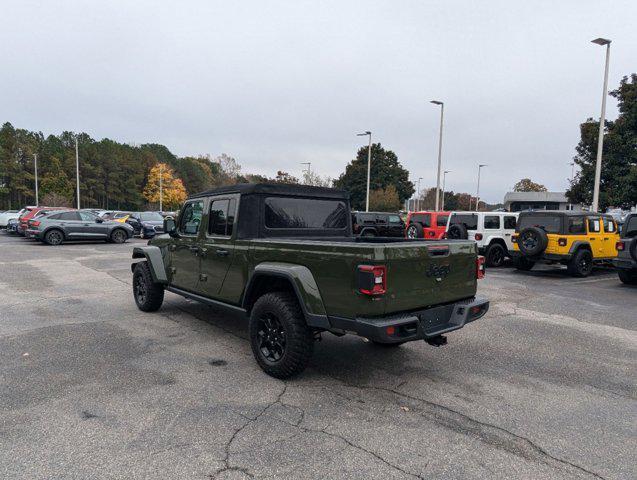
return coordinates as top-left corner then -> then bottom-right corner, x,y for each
517,215 -> 562,233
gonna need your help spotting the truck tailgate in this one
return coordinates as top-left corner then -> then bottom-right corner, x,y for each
383,241 -> 477,315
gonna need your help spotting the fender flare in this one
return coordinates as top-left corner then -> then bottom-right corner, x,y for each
131,246 -> 168,284
568,241 -> 592,255
242,262 -> 329,329
359,227 -> 378,236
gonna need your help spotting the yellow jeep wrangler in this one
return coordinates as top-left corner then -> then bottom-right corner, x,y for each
510,211 -> 619,277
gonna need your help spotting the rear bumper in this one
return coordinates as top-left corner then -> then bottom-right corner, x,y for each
613,257 -> 637,270
328,296 -> 489,344
508,250 -> 571,262
25,229 -> 40,238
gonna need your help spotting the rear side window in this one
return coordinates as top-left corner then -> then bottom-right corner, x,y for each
208,198 -> 236,236
518,215 -> 561,233
624,216 -> 637,238
179,201 -> 203,235
504,216 -> 517,229
265,197 -> 347,229
48,213 -> 62,220
410,213 -> 431,227
388,215 -> 401,224
568,217 -> 586,234
375,214 -> 388,224
602,217 -> 616,233
484,216 -> 500,229
436,215 -> 449,227
450,214 -> 477,230
79,211 -> 96,221
58,212 -> 80,221
588,218 -> 601,233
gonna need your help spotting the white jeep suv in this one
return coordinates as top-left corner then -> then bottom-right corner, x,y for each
445,211 -> 519,267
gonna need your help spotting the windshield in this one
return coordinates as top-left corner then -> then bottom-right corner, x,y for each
518,215 -> 562,233
139,212 -> 163,221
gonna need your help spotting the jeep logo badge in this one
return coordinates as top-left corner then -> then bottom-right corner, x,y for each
426,264 -> 451,282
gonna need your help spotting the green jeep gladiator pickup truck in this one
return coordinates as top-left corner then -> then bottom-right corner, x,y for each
131,184 -> 489,378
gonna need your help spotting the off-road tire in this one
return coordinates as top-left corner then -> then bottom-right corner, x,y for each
567,248 -> 593,277
406,223 -> 424,239
132,261 -> 164,312
110,228 -> 128,244
362,230 -> 376,237
249,292 -> 314,379
515,257 -> 535,271
618,270 -> 637,285
447,223 -> 468,240
518,227 -> 548,256
485,243 -> 506,267
44,229 -> 64,246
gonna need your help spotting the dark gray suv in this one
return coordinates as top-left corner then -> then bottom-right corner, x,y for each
614,213 -> 637,285
30,210 -> 134,245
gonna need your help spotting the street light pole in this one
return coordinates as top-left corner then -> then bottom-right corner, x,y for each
75,136 -> 80,209
442,170 -> 450,210
159,164 -> 163,212
591,37 -> 611,213
357,131 -> 372,212
431,100 -> 444,211
417,177 -> 423,211
33,153 -> 39,207
476,164 -> 487,212
301,162 -> 311,183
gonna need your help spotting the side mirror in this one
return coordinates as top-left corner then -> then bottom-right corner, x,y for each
164,216 -> 178,237
95,217 -> 104,223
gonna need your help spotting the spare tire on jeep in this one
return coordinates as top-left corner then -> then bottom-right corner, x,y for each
447,223 -> 468,240
518,227 -> 548,256
406,223 -> 424,239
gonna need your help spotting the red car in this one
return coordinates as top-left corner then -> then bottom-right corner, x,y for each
405,211 -> 450,239
18,206 -> 67,236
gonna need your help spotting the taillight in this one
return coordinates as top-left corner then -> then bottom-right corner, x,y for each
476,256 -> 486,279
31,221 -> 41,227
511,234 -> 518,243
474,233 -> 483,241
558,238 -> 567,247
616,241 -> 625,251
357,265 -> 387,296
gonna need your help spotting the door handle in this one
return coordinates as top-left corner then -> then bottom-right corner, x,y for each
216,249 -> 229,257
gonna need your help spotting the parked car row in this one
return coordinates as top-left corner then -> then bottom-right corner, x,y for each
351,208 -> 636,284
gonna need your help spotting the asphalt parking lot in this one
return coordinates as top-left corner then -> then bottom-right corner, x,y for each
0,233 -> 635,480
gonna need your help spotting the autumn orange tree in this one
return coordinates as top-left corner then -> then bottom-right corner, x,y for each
143,163 -> 187,210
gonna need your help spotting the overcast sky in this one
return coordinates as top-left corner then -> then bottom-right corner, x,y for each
2,1 -> 635,202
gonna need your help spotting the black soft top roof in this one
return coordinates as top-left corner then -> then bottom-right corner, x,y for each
190,183 -> 349,200
519,210 -> 613,218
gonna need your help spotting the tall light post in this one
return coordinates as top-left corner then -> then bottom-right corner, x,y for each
33,153 -> 39,207
301,162 -> 311,184
591,37 -> 611,212
159,163 -> 163,212
475,164 -> 487,212
441,170 -> 450,210
75,136 -> 80,209
357,131 -> 372,211
430,100 -> 444,211
570,162 -> 575,182
417,177 -> 423,211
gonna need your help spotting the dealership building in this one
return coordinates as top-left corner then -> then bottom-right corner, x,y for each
503,191 -> 583,212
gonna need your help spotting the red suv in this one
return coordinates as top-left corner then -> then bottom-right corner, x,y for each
18,206 -> 67,236
405,211 -> 450,239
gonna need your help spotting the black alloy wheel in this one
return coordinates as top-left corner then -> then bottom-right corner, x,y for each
134,274 -> 148,305
568,249 -> 593,277
447,223 -> 468,240
45,229 -> 64,246
111,229 -> 127,244
518,227 -> 548,256
486,243 -> 506,267
256,313 -> 287,363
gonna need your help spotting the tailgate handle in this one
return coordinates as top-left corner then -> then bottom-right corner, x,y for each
427,245 -> 449,256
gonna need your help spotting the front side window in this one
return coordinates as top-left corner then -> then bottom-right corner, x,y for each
388,215 -> 401,224
504,216 -> 517,229
623,216 -> 637,238
265,197 -> 347,229
436,215 -> 449,227
450,214 -> 478,230
79,211 -> 97,222
179,201 -> 203,235
568,217 -> 586,234
518,215 -> 562,234
208,198 -> 236,236
484,216 -> 500,229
